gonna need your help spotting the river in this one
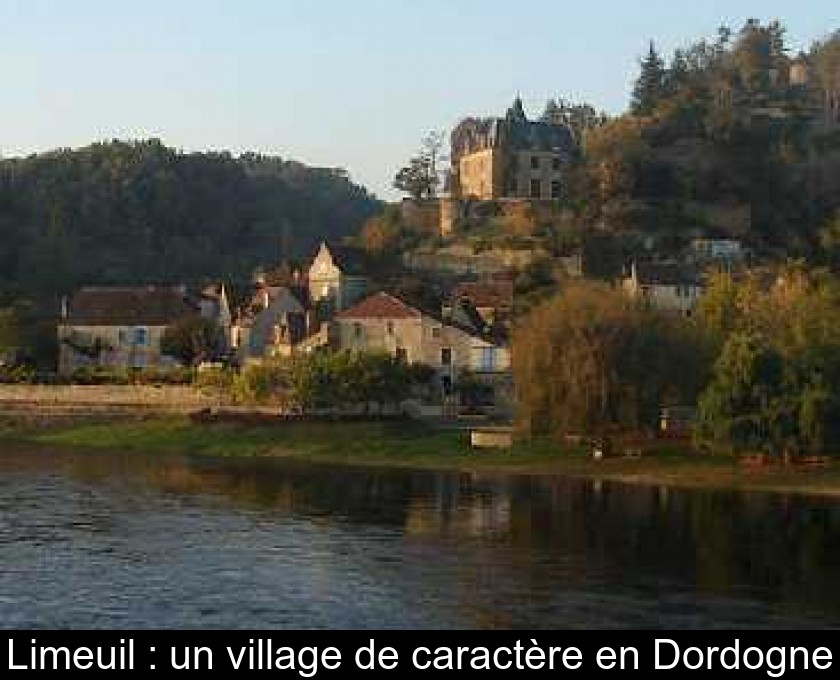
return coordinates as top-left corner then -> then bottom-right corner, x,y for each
1,446 -> 838,629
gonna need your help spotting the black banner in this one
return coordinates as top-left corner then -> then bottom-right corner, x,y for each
0,631 -> 836,675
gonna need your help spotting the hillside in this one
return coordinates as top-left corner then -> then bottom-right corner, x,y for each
572,24 -> 840,261
0,140 -> 380,296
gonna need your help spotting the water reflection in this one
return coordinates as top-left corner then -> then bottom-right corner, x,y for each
1,445 -> 838,629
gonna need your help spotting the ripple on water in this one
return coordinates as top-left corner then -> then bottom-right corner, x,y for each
1,448 -> 839,629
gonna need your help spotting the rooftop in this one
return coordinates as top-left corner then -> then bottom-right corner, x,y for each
336,292 -> 422,320
63,286 -> 198,326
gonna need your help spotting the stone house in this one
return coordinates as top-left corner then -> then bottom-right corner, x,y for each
450,97 -> 576,201
57,286 -> 201,375
331,292 -> 511,403
231,285 -> 309,361
308,242 -> 368,315
621,262 -> 704,316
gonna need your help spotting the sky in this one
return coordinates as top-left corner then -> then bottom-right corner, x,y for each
0,1 -> 837,198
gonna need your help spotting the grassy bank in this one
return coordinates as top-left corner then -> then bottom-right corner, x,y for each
3,417 -> 840,497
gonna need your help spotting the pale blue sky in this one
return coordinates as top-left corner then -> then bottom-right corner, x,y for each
1,1 -> 837,197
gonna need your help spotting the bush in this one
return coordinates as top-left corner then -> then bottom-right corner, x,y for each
68,366 -> 194,386
0,365 -> 36,384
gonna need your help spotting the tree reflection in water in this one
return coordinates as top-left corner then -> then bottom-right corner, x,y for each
1,446 -> 838,629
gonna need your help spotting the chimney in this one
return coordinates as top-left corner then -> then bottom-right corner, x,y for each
60,295 -> 69,321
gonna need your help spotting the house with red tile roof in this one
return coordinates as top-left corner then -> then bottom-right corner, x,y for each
331,292 -> 511,405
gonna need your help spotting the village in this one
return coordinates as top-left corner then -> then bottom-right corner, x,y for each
45,69 -> 840,459
49,97 -> 762,440
6,7 -> 840,633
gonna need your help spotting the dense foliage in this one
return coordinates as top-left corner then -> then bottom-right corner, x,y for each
572,21 -> 840,264
160,317 -> 226,366
695,266 -> 840,456
226,351 -> 435,413
513,282 -> 708,438
0,140 -> 380,296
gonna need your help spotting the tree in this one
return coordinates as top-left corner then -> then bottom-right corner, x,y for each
513,282 -> 707,438
160,317 -> 224,366
695,267 -> 840,457
696,332 -> 792,455
541,98 -> 608,144
394,156 -> 438,200
421,131 -> 446,188
631,41 -> 667,115
0,140 -> 380,300
393,131 -> 445,200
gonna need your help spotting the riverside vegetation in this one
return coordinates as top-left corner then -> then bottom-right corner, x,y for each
6,418 -> 840,498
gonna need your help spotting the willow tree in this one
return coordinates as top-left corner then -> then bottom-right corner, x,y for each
513,281 -> 707,439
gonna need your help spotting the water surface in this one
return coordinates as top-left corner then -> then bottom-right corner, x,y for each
1,446 -> 838,629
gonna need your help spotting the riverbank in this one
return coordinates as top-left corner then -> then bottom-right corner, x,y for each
3,417 -> 840,497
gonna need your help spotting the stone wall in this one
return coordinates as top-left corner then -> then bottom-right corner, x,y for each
0,384 -> 217,417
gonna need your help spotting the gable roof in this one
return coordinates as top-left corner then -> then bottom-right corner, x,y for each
64,286 -> 198,326
238,286 -> 306,326
336,292 -> 422,320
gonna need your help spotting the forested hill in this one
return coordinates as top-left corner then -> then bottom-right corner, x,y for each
571,23 -> 840,263
0,140 -> 380,296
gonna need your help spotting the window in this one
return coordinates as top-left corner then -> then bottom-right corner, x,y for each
552,157 -> 562,172
133,327 -> 148,347
431,326 -> 442,339
531,156 -> 540,170
395,347 -> 408,363
118,329 -> 128,346
480,347 -> 496,371
441,348 -> 452,366
386,321 -> 394,336
530,179 -> 542,199
354,322 -> 363,339
551,180 -> 562,199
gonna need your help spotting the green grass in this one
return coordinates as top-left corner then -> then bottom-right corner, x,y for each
3,417 -> 840,496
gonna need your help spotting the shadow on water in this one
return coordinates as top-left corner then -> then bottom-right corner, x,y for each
1,445 -> 839,629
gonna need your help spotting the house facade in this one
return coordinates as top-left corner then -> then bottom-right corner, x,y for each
57,286 -> 200,375
622,262 -> 704,315
450,98 -> 576,201
332,292 -> 511,398
232,285 -> 309,361
308,242 -> 368,314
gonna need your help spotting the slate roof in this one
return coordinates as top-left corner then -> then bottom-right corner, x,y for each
336,292 -> 422,320
64,287 -> 198,326
451,98 -> 576,161
238,286 -> 307,326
